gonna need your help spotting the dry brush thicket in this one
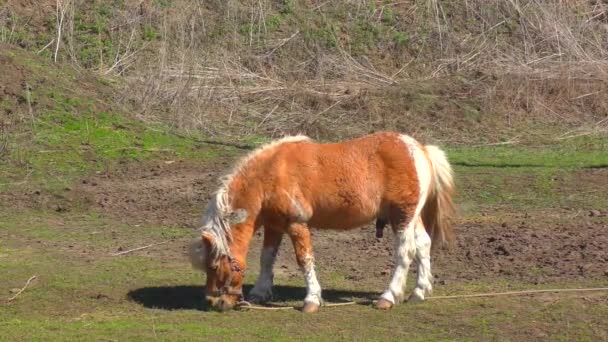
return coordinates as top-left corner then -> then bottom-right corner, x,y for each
2,0 -> 607,143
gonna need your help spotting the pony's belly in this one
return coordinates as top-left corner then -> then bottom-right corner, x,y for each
307,207 -> 376,230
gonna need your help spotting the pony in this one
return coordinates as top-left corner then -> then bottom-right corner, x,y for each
189,131 -> 455,313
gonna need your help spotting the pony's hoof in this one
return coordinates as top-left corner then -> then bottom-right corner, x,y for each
407,293 -> 424,303
247,293 -> 272,305
374,298 -> 394,310
302,302 -> 320,313
408,289 -> 425,303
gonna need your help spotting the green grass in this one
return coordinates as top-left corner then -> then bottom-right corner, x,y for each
1,172 -> 606,341
445,135 -> 608,213
447,135 -> 608,169
2,108 -> 223,194
2,209 -> 607,341
0,46 -> 228,195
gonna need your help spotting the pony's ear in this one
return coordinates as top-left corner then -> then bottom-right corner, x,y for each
189,235 -> 208,271
228,208 -> 248,225
201,232 -> 216,248
189,232 -> 217,271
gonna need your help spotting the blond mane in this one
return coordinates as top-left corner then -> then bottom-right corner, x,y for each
198,135 -> 312,259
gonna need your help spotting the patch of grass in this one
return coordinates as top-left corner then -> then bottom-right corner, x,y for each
304,22 -> 338,49
350,18 -> 381,54
392,31 -> 410,46
11,109 -> 219,190
142,24 -> 157,41
448,135 -> 608,212
0,46 -> 228,200
447,135 -> 608,169
2,209 -> 608,340
411,93 -> 440,112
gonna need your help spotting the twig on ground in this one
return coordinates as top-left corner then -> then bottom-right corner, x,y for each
7,275 -> 37,302
263,30 -> 299,58
111,241 -> 171,256
471,139 -> 519,147
37,39 -> 56,54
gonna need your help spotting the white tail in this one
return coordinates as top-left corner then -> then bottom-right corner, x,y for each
422,145 -> 455,249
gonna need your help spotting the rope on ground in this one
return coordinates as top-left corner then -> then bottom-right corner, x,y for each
111,241 -> 171,256
6,275 -> 37,302
235,286 -> 608,311
427,287 -> 608,300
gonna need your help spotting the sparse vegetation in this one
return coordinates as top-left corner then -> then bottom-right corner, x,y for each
1,0 -> 606,142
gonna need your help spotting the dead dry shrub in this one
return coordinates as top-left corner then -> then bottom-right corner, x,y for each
3,0 -> 607,142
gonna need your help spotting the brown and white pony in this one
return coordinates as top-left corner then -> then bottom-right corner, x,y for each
189,131 -> 455,313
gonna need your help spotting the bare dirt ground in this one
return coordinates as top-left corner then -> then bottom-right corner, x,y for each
70,158 -> 608,289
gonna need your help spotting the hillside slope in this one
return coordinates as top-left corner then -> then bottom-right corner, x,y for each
0,44 -> 232,215
2,0 -> 606,143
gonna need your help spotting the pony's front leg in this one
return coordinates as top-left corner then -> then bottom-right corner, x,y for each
376,218 -> 416,310
287,223 -> 322,313
248,228 -> 283,304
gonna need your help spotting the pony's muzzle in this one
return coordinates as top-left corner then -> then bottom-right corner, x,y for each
216,297 -> 236,312
205,295 -> 218,310
206,295 -> 237,312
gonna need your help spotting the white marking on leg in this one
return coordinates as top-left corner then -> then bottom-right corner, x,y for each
400,134 -> 434,302
381,222 -> 416,304
302,254 -> 322,306
410,218 -> 433,302
249,247 -> 278,302
380,135 -> 433,304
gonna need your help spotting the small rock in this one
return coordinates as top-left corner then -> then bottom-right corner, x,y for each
495,245 -> 510,256
9,288 -> 21,294
533,276 -> 545,285
501,222 -> 508,228
589,210 -> 601,217
438,280 -> 448,285
92,293 -> 109,300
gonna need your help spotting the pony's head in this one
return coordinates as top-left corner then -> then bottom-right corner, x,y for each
189,190 -> 249,311
189,233 -> 245,311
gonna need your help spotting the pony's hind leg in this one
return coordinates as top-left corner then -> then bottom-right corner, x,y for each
248,228 -> 283,304
376,207 -> 417,310
287,223 -> 322,313
409,217 -> 433,302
